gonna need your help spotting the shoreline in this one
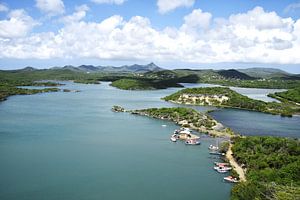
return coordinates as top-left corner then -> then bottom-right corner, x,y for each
112,106 -> 235,139
226,143 -> 246,182
167,99 -> 295,117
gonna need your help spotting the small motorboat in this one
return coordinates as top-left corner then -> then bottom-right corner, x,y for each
185,138 -> 200,145
224,176 -> 239,183
214,162 -> 230,166
209,151 -> 225,156
162,124 -> 167,127
217,168 -> 229,173
214,166 -> 232,171
208,144 -> 219,151
170,134 -> 177,142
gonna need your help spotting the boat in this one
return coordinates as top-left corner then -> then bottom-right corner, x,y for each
170,134 -> 178,142
185,138 -> 200,145
162,124 -> 167,127
214,162 -> 230,166
214,166 -> 232,171
224,176 -> 239,183
209,151 -> 225,156
217,168 -> 229,173
208,144 -> 219,151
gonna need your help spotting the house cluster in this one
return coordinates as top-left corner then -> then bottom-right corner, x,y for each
178,93 -> 229,105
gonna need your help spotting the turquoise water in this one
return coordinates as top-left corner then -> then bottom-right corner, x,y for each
0,82 -> 231,200
0,82 -> 299,200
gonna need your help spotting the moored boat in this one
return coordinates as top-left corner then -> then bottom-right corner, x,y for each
214,166 -> 232,171
224,176 -> 239,183
209,151 -> 225,156
185,138 -> 200,145
208,144 -> 219,151
170,134 -> 178,142
214,162 -> 230,166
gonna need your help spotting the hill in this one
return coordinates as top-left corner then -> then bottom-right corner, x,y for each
163,87 -> 300,116
217,69 -> 255,80
52,62 -> 165,73
238,68 -> 290,79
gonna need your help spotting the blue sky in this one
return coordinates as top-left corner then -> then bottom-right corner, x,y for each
0,0 -> 300,73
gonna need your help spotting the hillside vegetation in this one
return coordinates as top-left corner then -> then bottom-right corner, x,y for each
231,136 -> 300,200
163,87 -> 300,116
268,88 -> 300,104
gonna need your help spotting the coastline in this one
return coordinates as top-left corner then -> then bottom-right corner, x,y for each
226,143 -> 246,182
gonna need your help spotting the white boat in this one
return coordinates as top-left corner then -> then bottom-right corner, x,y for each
185,138 -> 200,145
214,162 -> 230,166
217,168 -> 229,173
214,166 -> 232,171
214,166 -> 232,173
162,124 -> 167,127
224,176 -> 239,183
170,134 -> 177,142
208,144 -> 219,151
209,151 -> 225,156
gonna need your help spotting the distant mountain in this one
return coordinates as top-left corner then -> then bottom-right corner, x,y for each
51,62 -> 164,73
20,66 -> 37,72
238,68 -> 290,79
98,62 -> 164,73
78,65 -> 100,72
217,69 -> 256,80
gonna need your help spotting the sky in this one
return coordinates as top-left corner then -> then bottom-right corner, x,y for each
0,0 -> 300,73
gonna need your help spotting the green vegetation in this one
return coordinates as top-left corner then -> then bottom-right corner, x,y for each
110,78 -> 183,90
74,79 -> 100,84
111,79 -> 156,90
132,107 -> 216,129
268,88 -> 300,104
163,87 -> 300,116
0,86 -> 59,101
172,69 -> 300,89
231,136 -> 300,200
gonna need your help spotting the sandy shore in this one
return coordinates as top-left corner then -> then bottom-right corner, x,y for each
226,143 -> 246,182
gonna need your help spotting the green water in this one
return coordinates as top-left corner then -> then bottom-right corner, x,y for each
0,82 -> 231,200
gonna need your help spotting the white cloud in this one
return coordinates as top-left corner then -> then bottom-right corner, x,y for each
91,0 -> 126,5
0,3 -> 9,12
35,0 -> 65,16
284,2 -> 300,13
60,4 -> 89,24
181,9 -> 212,35
157,0 -> 195,14
0,9 -> 38,38
0,7 -> 300,64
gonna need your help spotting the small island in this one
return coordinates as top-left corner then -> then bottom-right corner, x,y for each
73,79 -> 100,84
163,87 -> 300,117
110,78 -> 183,90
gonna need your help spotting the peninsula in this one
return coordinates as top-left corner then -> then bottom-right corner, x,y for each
112,106 -> 235,138
163,87 -> 300,117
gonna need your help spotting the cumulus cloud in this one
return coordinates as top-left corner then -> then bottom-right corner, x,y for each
0,9 -> 38,38
181,9 -> 212,35
0,6 -> 300,64
0,3 -> 9,12
91,0 -> 126,5
60,4 -> 89,24
157,0 -> 195,14
35,0 -> 65,16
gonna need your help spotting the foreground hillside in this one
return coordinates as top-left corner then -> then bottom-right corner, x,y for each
163,87 -> 300,116
231,136 -> 300,200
